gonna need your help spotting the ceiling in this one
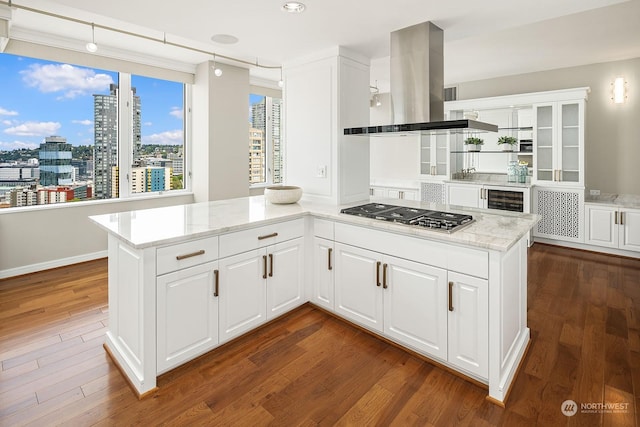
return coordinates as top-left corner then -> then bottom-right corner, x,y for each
4,0 -> 640,87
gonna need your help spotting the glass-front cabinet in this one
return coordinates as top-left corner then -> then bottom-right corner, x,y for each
533,100 -> 584,187
420,133 -> 448,177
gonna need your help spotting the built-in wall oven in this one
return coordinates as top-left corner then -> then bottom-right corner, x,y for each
484,186 -> 531,213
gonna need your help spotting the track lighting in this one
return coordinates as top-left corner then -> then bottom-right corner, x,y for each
212,54 -> 222,77
86,23 -> 98,53
278,67 -> 284,88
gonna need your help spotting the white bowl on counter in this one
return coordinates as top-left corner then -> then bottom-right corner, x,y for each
264,186 -> 303,204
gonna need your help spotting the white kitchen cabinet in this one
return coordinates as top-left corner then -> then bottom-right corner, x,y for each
218,249 -> 266,343
312,236 -> 334,311
585,204 -> 640,252
533,186 -> 584,243
335,242 -> 449,361
533,100 -> 585,187
383,256 -> 448,360
446,183 -> 482,208
334,243 -> 383,333
218,237 -> 304,343
370,186 -> 419,201
157,261 -> 219,373
447,272 -> 489,379
420,133 -> 448,177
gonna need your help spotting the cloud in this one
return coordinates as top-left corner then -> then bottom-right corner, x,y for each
2,120 -> 14,126
4,121 -> 61,137
0,107 -> 19,116
142,130 -> 183,145
0,140 -> 39,150
169,107 -> 183,120
143,121 -> 153,126
20,63 -> 114,99
72,119 -> 93,126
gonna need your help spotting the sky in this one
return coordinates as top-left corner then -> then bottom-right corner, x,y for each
0,53 -> 184,151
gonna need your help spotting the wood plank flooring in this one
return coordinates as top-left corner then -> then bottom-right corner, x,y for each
0,243 -> 638,426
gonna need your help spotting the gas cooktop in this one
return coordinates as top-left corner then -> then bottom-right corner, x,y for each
340,203 -> 474,233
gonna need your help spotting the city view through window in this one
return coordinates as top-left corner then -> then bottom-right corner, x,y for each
249,94 -> 282,185
0,53 -> 185,208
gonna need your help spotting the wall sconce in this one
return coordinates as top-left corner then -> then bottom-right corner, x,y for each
612,77 -> 627,104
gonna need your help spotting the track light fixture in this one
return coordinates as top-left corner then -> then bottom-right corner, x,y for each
86,22 -> 98,53
212,54 -> 222,77
278,67 -> 284,88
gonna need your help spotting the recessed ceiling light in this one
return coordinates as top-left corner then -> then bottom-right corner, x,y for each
211,34 -> 239,45
281,2 -> 306,13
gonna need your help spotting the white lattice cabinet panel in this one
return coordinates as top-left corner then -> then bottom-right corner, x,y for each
533,187 -> 584,243
421,182 -> 446,203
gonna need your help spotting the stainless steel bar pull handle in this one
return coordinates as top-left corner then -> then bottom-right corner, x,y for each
268,253 -> 274,277
376,261 -> 381,287
615,211 -> 619,225
620,211 -> 624,225
175,249 -> 205,260
213,269 -> 219,297
258,232 -> 278,240
328,248 -> 333,271
448,281 -> 454,312
382,263 -> 388,289
262,255 -> 267,279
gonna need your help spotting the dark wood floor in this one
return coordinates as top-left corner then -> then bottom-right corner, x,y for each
0,244 -> 638,426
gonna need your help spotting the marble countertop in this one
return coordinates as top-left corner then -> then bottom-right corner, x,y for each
89,196 -> 540,252
446,177 -> 532,189
585,193 -> 640,209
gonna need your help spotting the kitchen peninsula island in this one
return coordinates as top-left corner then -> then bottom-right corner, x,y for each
89,196 -> 538,405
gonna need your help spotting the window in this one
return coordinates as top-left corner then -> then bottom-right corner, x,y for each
0,52 -> 187,209
249,92 -> 282,185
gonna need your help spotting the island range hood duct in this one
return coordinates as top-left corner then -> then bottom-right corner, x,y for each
344,21 -> 497,136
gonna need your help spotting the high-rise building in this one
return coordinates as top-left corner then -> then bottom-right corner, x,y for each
249,127 -> 265,184
39,135 -> 73,186
250,97 -> 282,184
93,84 -> 141,199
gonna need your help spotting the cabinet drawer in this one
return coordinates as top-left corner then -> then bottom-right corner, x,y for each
314,218 -> 334,240
219,218 -> 304,258
157,236 -> 219,276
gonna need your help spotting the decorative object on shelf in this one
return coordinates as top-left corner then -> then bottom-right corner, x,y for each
464,137 -> 484,152
518,162 -> 529,183
497,136 -> 518,151
507,160 -> 519,182
264,185 -> 303,204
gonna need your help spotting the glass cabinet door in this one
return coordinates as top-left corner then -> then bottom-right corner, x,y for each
420,134 -> 448,176
535,104 -> 554,182
559,102 -> 580,183
420,134 -> 433,175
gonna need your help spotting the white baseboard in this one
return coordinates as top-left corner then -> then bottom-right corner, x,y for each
532,238 -> 639,259
0,250 -> 107,280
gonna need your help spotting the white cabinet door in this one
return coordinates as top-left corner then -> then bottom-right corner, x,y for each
218,249 -> 267,343
585,204 -> 618,248
447,271 -> 488,379
620,208 -> 640,252
312,237 -> 334,311
447,183 -> 481,208
383,256 -> 448,361
267,238 -> 304,320
157,261 -> 219,373
334,243 -> 383,333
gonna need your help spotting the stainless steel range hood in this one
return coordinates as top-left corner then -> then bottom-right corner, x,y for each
344,22 -> 497,136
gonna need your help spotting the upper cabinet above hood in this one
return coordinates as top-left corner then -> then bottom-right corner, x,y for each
344,21 -> 498,137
